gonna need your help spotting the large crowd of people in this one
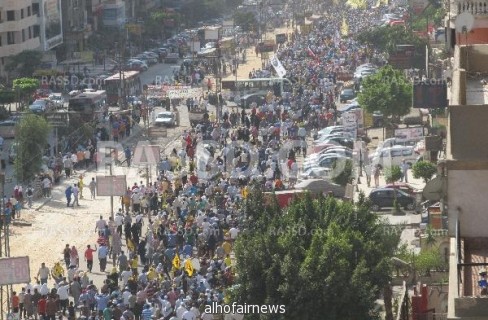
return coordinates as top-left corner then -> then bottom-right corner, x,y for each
7,1 -> 401,320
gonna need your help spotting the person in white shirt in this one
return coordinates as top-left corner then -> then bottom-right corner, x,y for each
176,304 -> 186,319
56,280 -> 70,314
229,227 -> 239,240
182,307 -> 197,320
120,268 -> 133,287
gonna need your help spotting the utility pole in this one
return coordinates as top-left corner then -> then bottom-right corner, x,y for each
0,172 -> 11,320
109,162 -> 114,219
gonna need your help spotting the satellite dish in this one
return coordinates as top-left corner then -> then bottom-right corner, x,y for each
455,12 -> 475,33
422,176 -> 447,201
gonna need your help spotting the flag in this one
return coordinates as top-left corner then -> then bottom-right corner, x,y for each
307,46 -> 317,59
341,17 -> 349,36
185,259 -> 194,276
172,254 -> 180,270
269,55 -> 287,78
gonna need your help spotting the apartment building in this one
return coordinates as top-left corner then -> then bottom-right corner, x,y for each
446,44 -> 488,319
0,0 -> 41,74
445,0 -> 488,48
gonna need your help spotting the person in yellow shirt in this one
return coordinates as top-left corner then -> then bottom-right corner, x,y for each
222,240 -> 232,256
224,254 -> 232,268
147,267 -> 157,281
78,176 -> 84,199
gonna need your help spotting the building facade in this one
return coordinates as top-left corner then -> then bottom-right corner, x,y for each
446,44 -> 488,319
446,0 -> 488,49
0,0 -> 41,75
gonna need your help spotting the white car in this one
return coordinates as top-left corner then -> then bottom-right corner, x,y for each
49,93 -> 64,109
155,111 -> 177,127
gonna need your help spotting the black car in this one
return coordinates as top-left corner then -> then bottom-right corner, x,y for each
239,94 -> 266,108
369,188 -> 416,211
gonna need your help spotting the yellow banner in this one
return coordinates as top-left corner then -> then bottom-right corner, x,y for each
172,254 -> 180,270
185,259 -> 194,276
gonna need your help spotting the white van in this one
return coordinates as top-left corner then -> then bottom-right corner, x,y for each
371,146 -> 418,169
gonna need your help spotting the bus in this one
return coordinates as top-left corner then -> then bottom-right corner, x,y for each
221,78 -> 293,96
103,71 -> 142,105
68,90 -> 107,122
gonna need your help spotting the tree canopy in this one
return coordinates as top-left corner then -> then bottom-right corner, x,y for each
233,12 -> 258,32
357,65 -> 412,119
231,188 -> 400,320
5,50 -> 43,77
14,114 -> 50,182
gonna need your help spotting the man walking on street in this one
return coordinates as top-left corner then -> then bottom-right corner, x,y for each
37,263 -> 50,285
84,244 -> 97,273
401,160 -> 409,183
98,243 -> 109,272
89,178 -> 96,199
124,147 -> 132,167
72,184 -> 80,207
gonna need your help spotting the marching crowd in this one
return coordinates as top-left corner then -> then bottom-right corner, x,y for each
7,1 -> 394,320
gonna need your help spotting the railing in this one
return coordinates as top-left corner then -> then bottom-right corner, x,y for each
396,281 -> 409,320
455,1 -> 488,15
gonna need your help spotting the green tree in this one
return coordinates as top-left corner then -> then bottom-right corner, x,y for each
13,77 -> 39,108
355,25 -> 428,69
5,50 -> 43,77
384,165 -> 403,183
14,114 -> 50,182
233,12 -> 258,32
416,246 -> 447,276
232,187 -> 399,319
412,160 -> 437,182
357,66 -> 412,121
332,158 -> 354,186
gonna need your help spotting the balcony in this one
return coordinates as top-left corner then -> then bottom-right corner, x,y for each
0,37 -> 40,58
0,15 -> 38,33
452,0 -> 488,16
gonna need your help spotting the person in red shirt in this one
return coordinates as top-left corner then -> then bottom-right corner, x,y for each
11,291 -> 19,313
37,296 -> 47,318
84,244 -> 97,272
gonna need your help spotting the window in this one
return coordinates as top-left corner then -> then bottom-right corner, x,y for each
32,3 -> 39,16
33,25 -> 40,38
22,29 -> 25,42
7,10 -> 15,21
0,36 -> 3,47
21,9 -> 24,19
402,149 -> 413,156
391,149 -> 402,157
27,6 -> 31,17
28,26 -> 32,39
7,32 -> 15,45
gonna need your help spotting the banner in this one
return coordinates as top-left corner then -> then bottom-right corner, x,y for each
269,55 -> 287,78
167,87 -> 203,99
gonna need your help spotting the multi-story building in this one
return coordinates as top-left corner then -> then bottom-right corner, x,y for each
102,0 -> 125,28
60,0 -> 92,59
0,0 -> 41,75
446,44 -> 488,319
446,0 -> 488,48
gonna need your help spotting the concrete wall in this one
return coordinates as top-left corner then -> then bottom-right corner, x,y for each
449,105 -> 488,159
457,45 -> 488,73
447,169 -> 488,237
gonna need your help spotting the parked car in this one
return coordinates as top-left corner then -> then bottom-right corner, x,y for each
0,120 -> 18,139
29,99 -> 49,113
165,53 -> 179,64
382,183 -> 419,196
126,60 -> 148,72
303,154 -> 350,171
316,125 -> 345,137
369,187 -> 416,211
239,93 -> 266,108
319,137 -> 354,150
340,88 -> 356,103
155,111 -> 177,127
48,93 -> 64,109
